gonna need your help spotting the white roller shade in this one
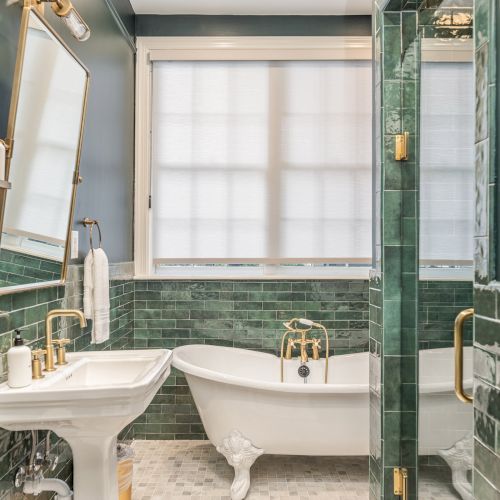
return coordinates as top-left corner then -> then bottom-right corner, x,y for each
420,61 -> 474,264
151,59 -> 372,265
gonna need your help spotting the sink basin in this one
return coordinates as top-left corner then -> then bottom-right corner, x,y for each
0,349 -> 172,500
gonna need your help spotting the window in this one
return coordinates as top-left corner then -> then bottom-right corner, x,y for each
136,37 -> 372,278
419,55 -> 474,270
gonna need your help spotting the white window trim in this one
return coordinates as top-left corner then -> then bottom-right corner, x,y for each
135,36 -> 372,280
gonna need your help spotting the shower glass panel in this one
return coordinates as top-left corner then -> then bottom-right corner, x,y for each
417,2 -> 474,498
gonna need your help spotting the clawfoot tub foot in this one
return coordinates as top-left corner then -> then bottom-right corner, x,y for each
217,430 -> 264,500
437,431 -> 473,500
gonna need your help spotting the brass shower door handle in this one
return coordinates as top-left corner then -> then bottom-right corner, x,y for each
454,308 -> 474,404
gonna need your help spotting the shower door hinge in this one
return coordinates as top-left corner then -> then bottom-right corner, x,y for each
394,467 -> 408,498
395,132 -> 409,161
148,195 -> 152,209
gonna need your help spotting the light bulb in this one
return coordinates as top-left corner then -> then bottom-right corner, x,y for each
50,0 -> 90,42
61,8 -> 90,41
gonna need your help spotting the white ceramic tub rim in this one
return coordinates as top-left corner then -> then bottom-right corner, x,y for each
173,344 -> 365,394
173,344 -> 472,395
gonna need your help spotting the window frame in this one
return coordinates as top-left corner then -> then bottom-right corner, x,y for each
135,36 -> 372,280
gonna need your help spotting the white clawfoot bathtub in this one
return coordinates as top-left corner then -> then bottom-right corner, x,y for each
173,344 -> 472,500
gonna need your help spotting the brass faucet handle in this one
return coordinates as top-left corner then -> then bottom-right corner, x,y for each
32,348 -> 47,359
285,337 -> 297,360
52,339 -> 71,366
311,338 -> 321,361
31,349 -> 47,380
52,338 -> 71,347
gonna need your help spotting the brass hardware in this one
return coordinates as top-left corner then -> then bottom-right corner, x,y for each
0,139 -> 12,190
395,132 -> 409,161
280,318 -> 329,383
73,171 -> 83,184
285,338 -> 295,360
31,349 -> 46,379
82,218 -> 103,252
82,217 -> 99,227
394,467 -> 408,498
454,308 -> 474,404
53,338 -> 71,365
31,0 -> 44,15
36,0 -> 91,41
299,338 -> 309,363
44,309 -> 86,371
0,2 -> 89,296
311,338 -> 321,360
0,138 -> 13,160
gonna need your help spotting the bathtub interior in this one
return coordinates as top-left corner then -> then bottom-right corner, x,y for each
173,344 -> 369,386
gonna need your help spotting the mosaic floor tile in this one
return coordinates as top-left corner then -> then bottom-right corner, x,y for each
131,440 -> 369,499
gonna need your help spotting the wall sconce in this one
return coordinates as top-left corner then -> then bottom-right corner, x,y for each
38,0 -> 90,41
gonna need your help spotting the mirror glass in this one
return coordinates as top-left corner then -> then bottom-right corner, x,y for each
417,1 -> 474,497
0,11 -> 87,289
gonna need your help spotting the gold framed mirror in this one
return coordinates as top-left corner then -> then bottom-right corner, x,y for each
0,0 -> 89,294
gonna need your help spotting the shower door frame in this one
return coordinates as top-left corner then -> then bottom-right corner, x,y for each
370,0 -> 500,498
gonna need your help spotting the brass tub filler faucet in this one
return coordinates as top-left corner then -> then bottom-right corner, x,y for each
43,309 -> 87,373
280,318 -> 329,383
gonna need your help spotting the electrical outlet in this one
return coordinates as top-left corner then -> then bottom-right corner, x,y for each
71,231 -> 79,259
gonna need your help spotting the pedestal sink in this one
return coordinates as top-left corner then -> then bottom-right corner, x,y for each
0,349 -> 172,500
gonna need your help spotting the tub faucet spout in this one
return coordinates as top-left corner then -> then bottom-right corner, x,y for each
299,337 -> 309,363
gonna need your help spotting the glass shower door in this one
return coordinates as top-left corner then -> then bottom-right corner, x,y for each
417,13 -> 475,499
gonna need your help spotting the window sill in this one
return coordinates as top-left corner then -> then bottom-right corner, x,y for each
135,266 -> 371,281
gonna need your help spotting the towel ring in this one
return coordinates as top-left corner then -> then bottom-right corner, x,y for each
82,217 -> 102,252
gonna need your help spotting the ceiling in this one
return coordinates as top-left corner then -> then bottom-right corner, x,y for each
129,0 -> 372,16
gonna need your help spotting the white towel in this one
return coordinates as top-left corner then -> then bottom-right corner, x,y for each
83,248 -> 110,344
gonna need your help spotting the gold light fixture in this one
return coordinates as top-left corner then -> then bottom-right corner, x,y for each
37,0 -> 90,41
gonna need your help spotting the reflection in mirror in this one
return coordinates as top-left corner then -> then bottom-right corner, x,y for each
417,1 -> 474,498
419,37 -> 474,280
0,11 -> 87,289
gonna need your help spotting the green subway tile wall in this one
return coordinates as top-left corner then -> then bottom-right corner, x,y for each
472,0 -> 500,496
0,266 -> 134,499
0,249 -> 61,287
418,281 -> 473,349
134,280 -> 370,354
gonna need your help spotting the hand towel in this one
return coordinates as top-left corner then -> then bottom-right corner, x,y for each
83,247 -> 110,344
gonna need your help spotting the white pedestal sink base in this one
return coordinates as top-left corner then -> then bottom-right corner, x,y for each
0,349 -> 173,500
63,433 -> 119,500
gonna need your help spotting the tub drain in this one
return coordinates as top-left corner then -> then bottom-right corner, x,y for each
298,364 -> 310,378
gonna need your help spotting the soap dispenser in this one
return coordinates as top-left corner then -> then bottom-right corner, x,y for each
7,329 -> 32,388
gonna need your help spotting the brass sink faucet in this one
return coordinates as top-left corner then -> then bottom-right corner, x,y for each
44,309 -> 87,372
